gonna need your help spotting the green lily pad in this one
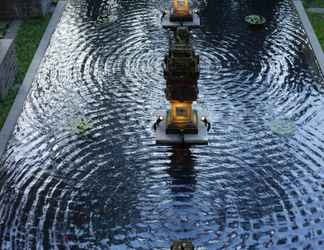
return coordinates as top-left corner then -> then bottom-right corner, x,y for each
270,118 -> 297,137
96,16 -> 110,25
245,15 -> 266,25
74,117 -> 93,135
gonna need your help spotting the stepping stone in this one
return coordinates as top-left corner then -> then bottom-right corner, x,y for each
307,8 -> 324,14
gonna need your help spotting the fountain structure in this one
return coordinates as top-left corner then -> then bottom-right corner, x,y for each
154,0 -> 210,145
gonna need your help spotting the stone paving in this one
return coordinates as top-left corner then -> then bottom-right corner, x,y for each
0,21 -> 19,100
308,7 -> 324,13
0,39 -> 17,99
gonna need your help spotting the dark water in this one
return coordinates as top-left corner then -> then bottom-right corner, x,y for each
1,0 -> 324,249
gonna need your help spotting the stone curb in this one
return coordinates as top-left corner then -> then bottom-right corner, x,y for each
0,21 -> 20,101
3,20 -> 21,40
0,38 -> 17,100
292,0 -> 324,79
0,1 -> 67,159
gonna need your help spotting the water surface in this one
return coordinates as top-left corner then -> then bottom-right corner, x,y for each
1,0 -> 324,249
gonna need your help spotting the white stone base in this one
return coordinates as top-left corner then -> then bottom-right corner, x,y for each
155,110 -> 208,145
162,12 -> 201,29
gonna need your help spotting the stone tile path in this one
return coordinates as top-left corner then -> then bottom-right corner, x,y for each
307,8 -> 324,14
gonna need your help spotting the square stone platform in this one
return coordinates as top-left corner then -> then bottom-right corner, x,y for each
155,110 -> 208,145
162,12 -> 201,29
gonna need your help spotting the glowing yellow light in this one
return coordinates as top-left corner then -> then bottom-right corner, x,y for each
172,0 -> 190,17
170,101 -> 193,124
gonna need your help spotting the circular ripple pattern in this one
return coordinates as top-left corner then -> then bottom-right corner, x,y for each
1,0 -> 324,249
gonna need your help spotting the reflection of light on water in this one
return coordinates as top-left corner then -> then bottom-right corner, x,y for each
193,102 -> 210,120
96,0 -> 119,24
1,0 -> 324,249
42,88 -> 93,135
147,247 -> 207,250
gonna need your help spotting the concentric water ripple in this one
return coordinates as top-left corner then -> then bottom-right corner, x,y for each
1,0 -> 324,249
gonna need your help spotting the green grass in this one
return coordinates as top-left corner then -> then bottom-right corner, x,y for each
302,0 -> 324,50
0,16 -> 50,129
307,12 -> 324,50
15,16 -> 50,83
303,0 -> 324,8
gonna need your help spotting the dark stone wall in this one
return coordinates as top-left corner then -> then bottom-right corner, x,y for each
0,0 -> 17,19
16,0 -> 51,18
0,0 -> 50,19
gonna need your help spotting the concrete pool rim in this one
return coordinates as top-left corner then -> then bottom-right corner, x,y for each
0,0 -> 323,160
292,0 -> 324,79
0,1 -> 67,159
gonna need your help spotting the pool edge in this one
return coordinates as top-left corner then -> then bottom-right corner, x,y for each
291,0 -> 324,80
0,1 -> 67,159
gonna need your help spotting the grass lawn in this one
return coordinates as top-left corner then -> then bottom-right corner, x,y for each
307,12 -> 324,50
0,16 -> 50,129
302,0 -> 324,50
303,0 -> 324,8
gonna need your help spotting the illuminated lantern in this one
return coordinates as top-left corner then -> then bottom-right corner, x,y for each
156,0 -> 209,145
170,0 -> 193,21
163,27 -> 200,134
166,101 -> 198,134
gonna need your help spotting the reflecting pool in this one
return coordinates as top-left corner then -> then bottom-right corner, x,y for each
1,0 -> 324,249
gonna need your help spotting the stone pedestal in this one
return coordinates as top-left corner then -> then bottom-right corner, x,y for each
0,39 -> 18,100
155,109 -> 209,145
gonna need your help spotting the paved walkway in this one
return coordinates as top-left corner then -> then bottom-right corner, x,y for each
4,20 -> 21,39
307,8 -> 324,14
